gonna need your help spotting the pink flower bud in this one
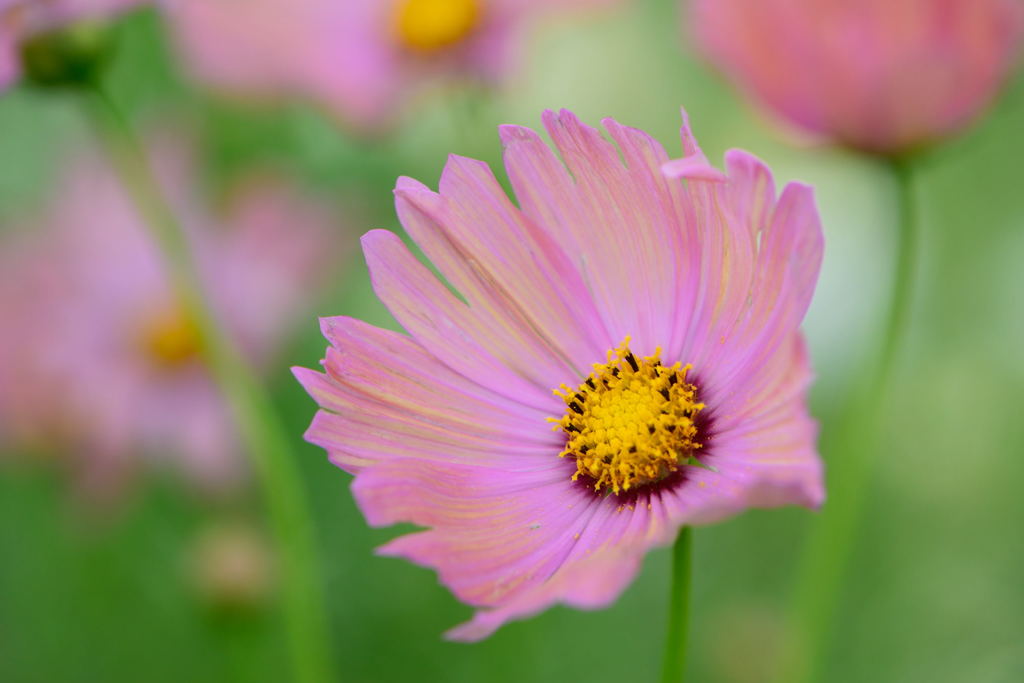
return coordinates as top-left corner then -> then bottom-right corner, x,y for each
693,0 -> 1024,156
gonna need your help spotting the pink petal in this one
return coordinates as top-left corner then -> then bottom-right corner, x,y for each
0,32 -> 18,92
319,315 -> 551,434
535,109 -> 683,353
444,482 -> 697,640
698,181 -> 823,404
293,317 -> 561,473
356,458 -> 603,605
433,155 -> 609,373
444,543 -> 644,641
698,336 -> 823,512
354,456 -> 677,640
661,154 -> 729,182
666,145 -> 823,415
361,227 -> 558,410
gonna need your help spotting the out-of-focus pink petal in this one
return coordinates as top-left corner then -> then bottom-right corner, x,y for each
0,30 -> 18,88
204,174 -> 341,364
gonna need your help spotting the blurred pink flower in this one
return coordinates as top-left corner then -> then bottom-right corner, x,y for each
0,0 -> 143,90
295,110 -> 824,639
165,0 -> 617,132
693,0 -> 1024,155
0,134 -> 341,496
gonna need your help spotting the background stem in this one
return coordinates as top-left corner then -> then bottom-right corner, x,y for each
84,83 -> 335,683
661,526 -> 693,683
777,158 -> 919,683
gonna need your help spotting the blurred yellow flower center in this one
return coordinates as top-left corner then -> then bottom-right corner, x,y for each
393,0 -> 481,53
138,306 -> 203,367
551,339 -> 704,494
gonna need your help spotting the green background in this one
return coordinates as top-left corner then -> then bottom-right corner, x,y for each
1,2 -> 1022,681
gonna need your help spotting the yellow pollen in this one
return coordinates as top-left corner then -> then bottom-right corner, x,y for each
393,0 -> 481,53
138,306 -> 203,367
549,338 -> 704,495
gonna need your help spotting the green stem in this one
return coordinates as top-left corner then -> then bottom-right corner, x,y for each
84,83 -> 334,683
661,527 -> 693,683
777,158 -> 918,683
880,159 -> 918,381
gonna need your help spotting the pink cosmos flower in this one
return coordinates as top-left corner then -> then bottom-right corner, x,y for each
0,0 -> 143,90
0,134 -> 339,496
165,0 -> 617,132
692,0 -> 1024,155
295,110 -> 824,639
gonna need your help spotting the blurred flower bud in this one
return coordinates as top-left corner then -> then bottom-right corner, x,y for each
692,0 -> 1024,157
18,19 -> 114,88
1,1 -> 143,93
707,602 -> 788,683
189,520 -> 275,612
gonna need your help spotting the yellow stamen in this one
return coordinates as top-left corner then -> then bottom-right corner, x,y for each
549,338 -> 704,494
138,306 -> 202,367
393,0 -> 481,53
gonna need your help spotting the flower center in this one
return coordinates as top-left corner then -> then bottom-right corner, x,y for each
551,339 -> 704,494
138,306 -> 202,368
393,0 -> 481,53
